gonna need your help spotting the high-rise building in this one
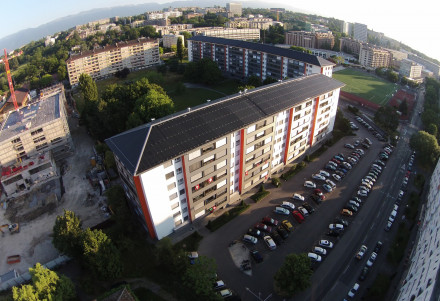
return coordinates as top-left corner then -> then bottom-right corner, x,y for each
408,54 -> 440,77
66,38 -> 160,87
226,2 -> 242,17
315,32 -> 335,49
162,34 -> 185,48
340,21 -> 353,36
353,23 -> 368,42
106,74 -> 344,239
399,59 -> 422,79
188,36 -> 334,81
340,37 -> 362,55
396,157 -> 440,301
359,45 -> 392,68
285,31 -> 316,48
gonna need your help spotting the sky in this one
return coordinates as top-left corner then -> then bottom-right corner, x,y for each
0,0 -> 438,61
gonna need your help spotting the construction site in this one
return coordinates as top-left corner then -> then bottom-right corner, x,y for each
0,50 -> 109,289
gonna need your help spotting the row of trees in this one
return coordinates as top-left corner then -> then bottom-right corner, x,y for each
78,73 -> 174,140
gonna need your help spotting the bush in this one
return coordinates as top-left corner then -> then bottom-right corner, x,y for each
387,222 -> 410,266
206,201 -> 249,232
250,190 -> 270,202
365,273 -> 392,300
272,177 -> 281,187
281,162 -> 307,181
347,105 -> 359,114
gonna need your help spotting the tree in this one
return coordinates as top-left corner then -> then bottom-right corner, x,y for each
236,85 -> 255,93
40,74 -> 53,88
398,99 -> 408,116
176,37 -> 184,62
181,31 -> 192,47
115,67 -> 130,79
410,131 -> 440,165
427,123 -> 438,137
290,46 -> 312,54
12,263 -> 75,301
104,150 -> 116,170
374,106 -> 399,133
79,73 -> 98,102
182,256 -> 219,301
247,75 -> 262,87
57,64 -> 67,80
81,228 -> 122,280
52,210 -> 83,257
274,253 -> 312,297
135,89 -> 174,122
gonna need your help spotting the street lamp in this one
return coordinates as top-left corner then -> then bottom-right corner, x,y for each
245,287 -> 272,301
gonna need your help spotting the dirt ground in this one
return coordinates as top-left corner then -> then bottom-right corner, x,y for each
0,116 -> 108,277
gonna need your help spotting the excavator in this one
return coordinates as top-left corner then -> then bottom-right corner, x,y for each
0,223 -> 19,236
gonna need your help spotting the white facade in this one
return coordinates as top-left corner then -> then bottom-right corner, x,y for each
162,34 -> 184,48
397,158 -> 440,301
353,23 -> 368,42
400,59 -> 423,79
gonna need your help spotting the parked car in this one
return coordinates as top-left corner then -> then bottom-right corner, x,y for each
243,234 -> 258,245
304,181 -> 316,188
319,170 -> 330,177
213,280 -> 226,290
263,236 -> 276,250
276,226 -> 289,239
348,283 -> 360,298
292,193 -> 305,201
282,220 -> 293,232
308,252 -> 322,262
325,164 -> 337,171
359,266 -> 369,281
302,202 -> 315,214
334,217 -> 349,227
357,190 -> 368,197
319,240 -> 334,249
271,231 -> 284,245
374,241 -> 383,253
325,179 -> 336,189
345,204 -> 358,213
292,210 -> 305,223
254,222 -> 272,233
356,245 -> 368,260
323,184 -> 332,192
274,207 -> 290,215
366,252 -> 377,267
344,143 -> 355,149
314,189 -> 324,196
332,174 -> 342,181
250,250 -> 263,263
348,200 -> 360,208
281,201 -> 295,211
329,223 -> 344,231
310,194 -> 322,205
313,246 -> 327,256
247,228 -> 263,237
341,209 -> 353,216
312,174 -> 326,181
218,289 -> 233,298
385,221 -> 393,231
262,216 -> 279,227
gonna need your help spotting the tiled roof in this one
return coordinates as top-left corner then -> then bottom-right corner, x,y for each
106,74 -> 344,175
189,36 -> 334,67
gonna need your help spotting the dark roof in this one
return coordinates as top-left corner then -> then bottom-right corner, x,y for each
106,74 -> 344,175
7,88 -> 29,105
189,36 -> 334,67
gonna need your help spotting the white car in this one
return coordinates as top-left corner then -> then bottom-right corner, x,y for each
348,200 -> 360,208
304,181 -> 316,188
332,174 -> 341,181
274,207 -> 290,215
358,185 -> 370,192
358,190 -> 368,197
398,190 -> 404,198
356,245 -> 368,260
312,174 -> 326,181
326,179 -> 336,189
243,234 -> 258,244
348,283 -> 360,298
292,193 -> 305,201
366,252 -> 377,267
308,252 -> 322,262
281,202 -> 295,211
319,240 -> 334,249
329,223 -> 344,231
313,246 -> 327,256
319,170 -> 330,177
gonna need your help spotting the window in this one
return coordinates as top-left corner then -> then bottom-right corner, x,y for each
176,167 -> 182,175
11,137 -> 21,144
175,157 -> 181,163
31,128 -> 43,136
306,101 -> 312,107
179,189 -> 185,195
51,137 -> 63,144
293,114 -> 300,121
36,142 -> 48,151
178,178 -> 184,185
165,171 -> 175,180
294,105 -> 302,112
33,136 -> 46,144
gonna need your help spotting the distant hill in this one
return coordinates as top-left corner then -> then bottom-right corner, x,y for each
0,0 -> 303,51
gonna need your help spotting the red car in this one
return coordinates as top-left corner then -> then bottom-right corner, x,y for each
254,222 -> 273,233
331,158 -> 341,164
292,210 -> 305,223
314,189 -> 323,196
262,216 -> 279,227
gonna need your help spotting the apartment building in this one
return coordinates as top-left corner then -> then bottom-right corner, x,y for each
162,34 -> 184,48
397,158 -> 440,301
154,24 -> 194,35
340,21 -> 353,36
0,84 -> 72,168
340,37 -> 362,55
226,2 -> 242,17
226,17 -> 280,30
106,74 -> 344,239
194,28 -> 260,41
408,54 -> 440,77
353,23 -> 368,42
66,38 -> 160,86
359,45 -> 392,68
285,31 -> 334,50
399,59 -> 422,79
188,36 -> 334,81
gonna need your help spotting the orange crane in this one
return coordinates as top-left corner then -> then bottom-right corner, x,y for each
2,49 -> 20,111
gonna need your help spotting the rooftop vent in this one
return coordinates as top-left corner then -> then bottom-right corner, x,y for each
187,107 -> 191,112
206,99 -> 211,102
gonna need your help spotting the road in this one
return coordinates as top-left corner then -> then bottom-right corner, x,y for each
199,90 -> 424,301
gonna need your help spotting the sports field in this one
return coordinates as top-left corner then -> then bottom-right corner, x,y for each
333,68 -> 397,105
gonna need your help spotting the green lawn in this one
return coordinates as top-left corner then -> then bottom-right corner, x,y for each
333,68 -> 397,105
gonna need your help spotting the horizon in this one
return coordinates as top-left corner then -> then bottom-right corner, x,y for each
0,0 -> 438,62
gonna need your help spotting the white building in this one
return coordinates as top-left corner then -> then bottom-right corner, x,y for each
162,34 -> 184,48
106,74 -> 344,239
353,23 -> 368,42
397,158 -> 440,301
400,59 -> 423,79
226,2 -> 242,17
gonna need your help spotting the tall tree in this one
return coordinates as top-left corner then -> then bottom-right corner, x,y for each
135,89 -> 174,122
52,210 -> 83,257
12,263 -> 75,301
410,131 -> 440,165
176,37 -> 184,62
182,256 -> 219,301
274,253 -> 312,297
79,73 -> 98,102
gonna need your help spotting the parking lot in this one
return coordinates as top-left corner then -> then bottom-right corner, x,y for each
199,114 -> 414,301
